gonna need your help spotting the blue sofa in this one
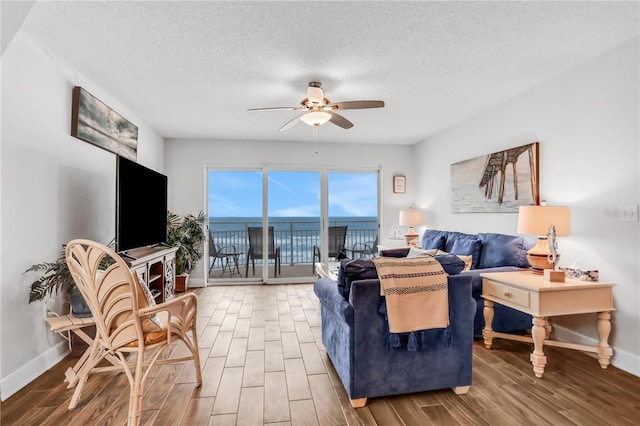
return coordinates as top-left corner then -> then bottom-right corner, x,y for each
420,229 -> 536,336
314,256 -> 475,407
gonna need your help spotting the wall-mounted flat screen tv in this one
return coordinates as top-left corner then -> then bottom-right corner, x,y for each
116,156 -> 168,252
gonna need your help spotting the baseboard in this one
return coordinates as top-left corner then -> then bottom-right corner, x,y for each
186,277 -> 205,288
552,325 -> 639,377
0,341 -> 69,401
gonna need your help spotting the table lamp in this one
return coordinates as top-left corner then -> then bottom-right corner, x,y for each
399,207 -> 423,245
517,205 -> 570,275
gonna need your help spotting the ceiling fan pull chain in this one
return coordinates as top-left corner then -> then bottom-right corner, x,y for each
313,125 -> 319,155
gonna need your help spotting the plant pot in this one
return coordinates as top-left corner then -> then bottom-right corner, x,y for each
70,291 -> 92,318
175,274 -> 189,293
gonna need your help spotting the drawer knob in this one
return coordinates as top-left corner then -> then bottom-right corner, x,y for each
503,291 -> 512,297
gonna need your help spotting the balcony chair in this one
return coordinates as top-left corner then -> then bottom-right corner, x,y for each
350,235 -> 378,259
245,226 -> 281,277
209,232 -> 242,277
312,225 -> 347,272
65,239 -> 202,426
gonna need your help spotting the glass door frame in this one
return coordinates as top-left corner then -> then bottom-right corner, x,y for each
205,165 -> 381,285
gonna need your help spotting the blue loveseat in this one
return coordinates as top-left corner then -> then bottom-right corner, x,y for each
420,229 -> 536,336
314,255 -> 475,407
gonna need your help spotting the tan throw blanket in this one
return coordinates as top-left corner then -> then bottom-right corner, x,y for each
373,256 -> 449,333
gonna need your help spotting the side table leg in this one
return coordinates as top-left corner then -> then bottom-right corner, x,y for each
544,318 -> 552,339
597,311 -> 613,369
483,299 -> 495,349
530,316 -> 547,378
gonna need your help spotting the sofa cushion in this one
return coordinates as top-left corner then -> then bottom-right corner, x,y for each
421,234 -> 446,250
477,233 -> 533,269
434,254 -> 465,275
448,237 -> 482,269
407,247 -> 438,258
379,247 -> 410,258
442,231 -> 478,252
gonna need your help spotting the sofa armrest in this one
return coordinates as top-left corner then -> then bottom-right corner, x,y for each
349,275 -> 474,338
314,278 -> 354,323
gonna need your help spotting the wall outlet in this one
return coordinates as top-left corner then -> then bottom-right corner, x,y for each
618,205 -> 639,222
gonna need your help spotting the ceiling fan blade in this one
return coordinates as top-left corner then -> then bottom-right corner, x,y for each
327,100 -> 385,110
328,112 -> 353,129
279,115 -> 303,131
248,106 -> 305,112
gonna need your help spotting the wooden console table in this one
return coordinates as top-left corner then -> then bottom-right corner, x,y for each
121,245 -> 178,303
481,271 -> 614,378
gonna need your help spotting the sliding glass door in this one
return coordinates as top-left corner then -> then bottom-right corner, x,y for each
267,171 -> 321,280
207,168 -> 378,284
328,172 -> 379,260
208,170 -> 263,282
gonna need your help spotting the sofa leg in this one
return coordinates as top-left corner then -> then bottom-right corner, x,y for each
452,385 -> 470,395
350,398 -> 367,408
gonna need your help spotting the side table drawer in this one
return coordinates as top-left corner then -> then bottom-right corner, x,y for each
484,279 -> 530,309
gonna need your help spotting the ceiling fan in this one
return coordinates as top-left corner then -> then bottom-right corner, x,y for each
248,82 -> 385,131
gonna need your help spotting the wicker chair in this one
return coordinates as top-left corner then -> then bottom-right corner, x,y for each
65,239 -> 202,426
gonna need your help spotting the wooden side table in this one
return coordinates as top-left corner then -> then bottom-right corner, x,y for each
481,271 -> 614,378
46,314 -> 120,388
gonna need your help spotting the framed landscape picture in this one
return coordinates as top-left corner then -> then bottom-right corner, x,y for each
451,142 -> 539,213
71,86 -> 138,161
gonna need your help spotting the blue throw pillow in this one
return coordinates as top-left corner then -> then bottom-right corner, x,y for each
434,254 -> 465,275
477,233 -> 534,268
421,234 -> 446,250
449,237 -> 482,269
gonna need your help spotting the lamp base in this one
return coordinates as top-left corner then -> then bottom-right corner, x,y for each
404,233 -> 418,245
526,236 -> 560,274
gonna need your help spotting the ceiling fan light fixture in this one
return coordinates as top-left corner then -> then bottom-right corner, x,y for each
300,111 -> 331,126
307,85 -> 324,104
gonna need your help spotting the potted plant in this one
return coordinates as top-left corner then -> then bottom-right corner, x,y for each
166,211 -> 206,292
25,245 -> 91,317
25,240 -> 117,317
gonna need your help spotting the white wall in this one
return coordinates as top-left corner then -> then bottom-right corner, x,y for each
164,138 -> 416,283
0,33 -> 165,400
415,38 -> 639,375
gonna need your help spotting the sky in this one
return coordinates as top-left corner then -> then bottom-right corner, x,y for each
208,170 -> 377,217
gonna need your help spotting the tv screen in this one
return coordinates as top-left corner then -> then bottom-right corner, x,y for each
116,156 -> 168,252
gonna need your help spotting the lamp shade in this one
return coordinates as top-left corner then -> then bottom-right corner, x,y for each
300,111 -> 331,126
517,205 -> 570,236
399,208 -> 423,227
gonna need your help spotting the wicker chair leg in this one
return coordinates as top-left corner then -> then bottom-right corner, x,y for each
189,325 -> 203,386
127,354 -> 145,426
69,338 -> 101,410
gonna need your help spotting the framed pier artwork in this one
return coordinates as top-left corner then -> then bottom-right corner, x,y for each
451,142 -> 539,213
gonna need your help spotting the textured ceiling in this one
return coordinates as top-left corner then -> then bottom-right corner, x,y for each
17,1 -> 639,145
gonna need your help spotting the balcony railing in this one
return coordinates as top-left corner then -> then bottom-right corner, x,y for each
209,218 -> 378,266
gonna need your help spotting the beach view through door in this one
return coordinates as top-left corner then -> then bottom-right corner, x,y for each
207,169 -> 379,283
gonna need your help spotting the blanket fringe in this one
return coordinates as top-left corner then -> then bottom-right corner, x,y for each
407,331 -> 419,352
385,333 -> 401,349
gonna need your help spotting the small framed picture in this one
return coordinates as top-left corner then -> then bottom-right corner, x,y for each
393,175 -> 406,194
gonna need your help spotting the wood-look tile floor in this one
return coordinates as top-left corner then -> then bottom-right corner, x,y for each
2,284 -> 639,425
